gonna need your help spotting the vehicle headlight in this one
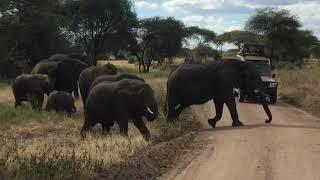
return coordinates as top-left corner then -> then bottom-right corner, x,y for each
269,82 -> 278,88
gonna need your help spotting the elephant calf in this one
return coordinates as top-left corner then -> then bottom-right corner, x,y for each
45,91 -> 76,115
12,74 -> 54,109
81,79 -> 158,141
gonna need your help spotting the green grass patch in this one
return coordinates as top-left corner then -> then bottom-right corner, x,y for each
0,103 -> 51,125
0,60 -> 201,179
276,62 -> 320,116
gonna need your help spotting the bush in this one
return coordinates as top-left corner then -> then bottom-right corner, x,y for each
128,56 -> 136,64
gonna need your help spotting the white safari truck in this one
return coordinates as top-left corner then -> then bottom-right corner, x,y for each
236,43 -> 278,104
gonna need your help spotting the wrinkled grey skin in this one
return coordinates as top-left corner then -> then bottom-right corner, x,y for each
81,79 -> 158,141
165,59 -> 272,127
45,91 -> 76,115
79,63 -> 118,107
12,74 -> 54,110
89,73 -> 145,91
49,53 -> 90,65
31,56 -> 89,99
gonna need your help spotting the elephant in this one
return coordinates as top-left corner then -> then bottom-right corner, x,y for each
12,74 -> 54,110
49,53 -> 90,66
68,53 -> 91,65
81,79 -> 158,141
79,63 -> 118,107
45,91 -> 76,115
89,73 -> 145,91
165,59 -> 272,128
31,57 -> 89,99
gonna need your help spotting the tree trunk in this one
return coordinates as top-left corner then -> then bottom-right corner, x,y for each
113,49 -> 119,60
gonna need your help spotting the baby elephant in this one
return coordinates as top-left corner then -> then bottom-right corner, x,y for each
45,91 -> 77,115
81,79 -> 158,141
12,74 -> 54,110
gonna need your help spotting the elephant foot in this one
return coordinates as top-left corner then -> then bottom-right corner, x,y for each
232,121 -> 244,127
265,119 -> 272,124
208,119 -> 218,128
143,132 -> 150,141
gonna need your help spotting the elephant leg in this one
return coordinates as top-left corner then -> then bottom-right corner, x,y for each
73,84 -> 79,99
80,89 -> 88,109
102,121 -> 114,135
132,118 -> 150,141
81,115 -> 96,139
167,101 -> 186,122
36,94 -> 44,110
175,105 -> 188,120
208,100 -> 224,128
225,97 -> 243,127
29,94 -> 38,110
118,118 -> 129,137
15,99 -> 22,107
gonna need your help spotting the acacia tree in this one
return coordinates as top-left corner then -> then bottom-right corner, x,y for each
246,8 -> 318,62
193,43 -> 221,62
0,0 -> 67,77
129,17 -> 185,72
219,30 -> 260,50
62,0 -> 137,65
185,26 -> 216,45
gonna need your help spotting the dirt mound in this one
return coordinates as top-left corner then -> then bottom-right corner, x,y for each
95,132 -> 205,180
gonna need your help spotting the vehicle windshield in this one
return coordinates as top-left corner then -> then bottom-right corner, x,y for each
254,63 -> 272,76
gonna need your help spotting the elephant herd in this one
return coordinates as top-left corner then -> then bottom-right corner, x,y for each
11,54 -> 273,141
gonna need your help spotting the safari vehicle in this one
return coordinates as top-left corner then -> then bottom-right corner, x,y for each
237,43 -> 278,104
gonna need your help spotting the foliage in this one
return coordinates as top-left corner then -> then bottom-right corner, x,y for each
246,8 -> 318,62
193,43 -> 221,61
276,62 -> 320,117
129,17 -> 185,72
185,26 -> 216,45
219,30 -> 260,50
0,0 -> 69,77
310,42 -> 320,59
127,56 -> 136,64
61,0 -> 137,65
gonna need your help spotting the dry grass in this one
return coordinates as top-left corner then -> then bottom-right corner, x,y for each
0,60 -> 199,179
276,62 -> 320,116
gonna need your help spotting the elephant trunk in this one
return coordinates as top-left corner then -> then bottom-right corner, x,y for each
256,90 -> 272,123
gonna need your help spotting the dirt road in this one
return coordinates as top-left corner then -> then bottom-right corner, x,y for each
162,101 -> 320,180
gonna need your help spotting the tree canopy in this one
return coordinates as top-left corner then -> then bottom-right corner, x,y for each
0,0 -> 68,77
246,8 -> 318,62
129,17 -> 185,72
62,0 -> 137,65
218,30 -> 260,50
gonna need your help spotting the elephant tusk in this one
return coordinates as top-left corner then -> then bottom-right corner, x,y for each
174,104 -> 181,110
253,89 -> 260,93
147,107 -> 154,115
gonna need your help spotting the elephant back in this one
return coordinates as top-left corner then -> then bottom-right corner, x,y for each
31,59 -> 58,75
48,54 -> 69,62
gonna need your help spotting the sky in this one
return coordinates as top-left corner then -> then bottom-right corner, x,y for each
133,0 -> 320,38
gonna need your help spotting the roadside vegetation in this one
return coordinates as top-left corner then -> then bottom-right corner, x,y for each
0,61 -> 200,179
276,61 -> 320,117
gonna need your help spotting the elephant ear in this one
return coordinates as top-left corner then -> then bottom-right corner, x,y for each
116,81 -> 145,104
39,76 -> 50,94
47,65 -> 58,83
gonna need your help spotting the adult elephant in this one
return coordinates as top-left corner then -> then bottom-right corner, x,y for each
81,79 -> 158,141
12,74 -> 54,110
89,73 -> 145,91
31,58 -> 88,98
165,59 -> 272,128
49,53 -> 90,65
79,63 -> 118,107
